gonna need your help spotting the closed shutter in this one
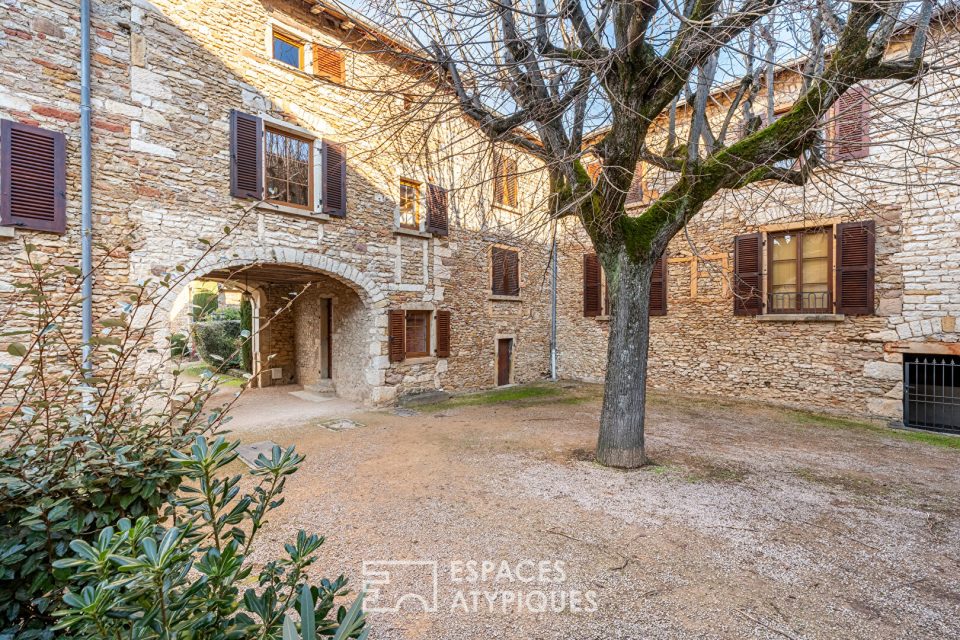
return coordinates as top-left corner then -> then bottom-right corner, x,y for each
229,110 -> 262,199
830,86 -> 870,161
491,246 -> 505,295
734,233 -> 763,316
388,309 -> 405,362
493,152 -> 505,206
836,220 -> 876,315
313,45 -> 345,83
426,184 -> 449,236
1,120 -> 66,233
649,253 -> 668,316
504,249 -> 520,296
435,310 -> 451,357
583,253 -> 602,317
322,140 -> 346,217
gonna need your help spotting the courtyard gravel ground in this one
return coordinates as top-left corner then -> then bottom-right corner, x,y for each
237,383 -> 960,639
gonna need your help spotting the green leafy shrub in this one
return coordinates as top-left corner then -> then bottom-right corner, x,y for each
53,437 -> 365,639
170,331 -> 189,358
240,297 -> 253,373
193,320 -> 243,370
192,291 -> 219,321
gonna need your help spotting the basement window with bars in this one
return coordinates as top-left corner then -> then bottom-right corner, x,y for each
904,354 -> 960,435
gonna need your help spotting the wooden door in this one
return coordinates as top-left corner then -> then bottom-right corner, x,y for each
497,338 -> 512,386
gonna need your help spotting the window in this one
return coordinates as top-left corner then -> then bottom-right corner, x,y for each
265,127 -> 312,209
493,151 -> 518,208
272,31 -> 304,69
491,246 -> 520,297
768,228 -> 831,313
399,179 -> 420,229
405,311 -> 430,357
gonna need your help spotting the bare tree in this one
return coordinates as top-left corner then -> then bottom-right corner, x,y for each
347,0 -> 950,467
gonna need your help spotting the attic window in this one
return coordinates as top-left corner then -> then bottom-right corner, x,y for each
272,31 -> 304,69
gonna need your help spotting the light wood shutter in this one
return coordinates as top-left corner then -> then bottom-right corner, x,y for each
1,120 -> 66,233
829,86 -> 870,161
583,253 -> 602,317
734,233 -> 763,316
435,310 -> 451,357
322,139 -> 346,217
229,110 -> 262,199
426,184 -> 449,236
388,309 -> 405,362
836,220 -> 876,315
313,45 -> 345,83
649,253 -> 668,316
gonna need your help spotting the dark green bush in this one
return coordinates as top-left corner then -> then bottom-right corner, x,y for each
192,291 -> 219,321
193,320 -> 243,370
240,297 -> 253,373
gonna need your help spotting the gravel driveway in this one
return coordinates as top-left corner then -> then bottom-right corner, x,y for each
240,383 -> 960,640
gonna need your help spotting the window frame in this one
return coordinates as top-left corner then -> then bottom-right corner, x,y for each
404,310 -> 432,358
398,178 -> 421,230
765,226 -> 834,314
271,30 -> 305,70
263,125 -> 315,211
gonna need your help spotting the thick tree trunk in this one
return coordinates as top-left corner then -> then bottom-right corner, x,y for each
595,252 -> 654,468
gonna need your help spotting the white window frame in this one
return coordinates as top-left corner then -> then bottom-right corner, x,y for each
265,20 -> 314,74
258,114 -> 324,216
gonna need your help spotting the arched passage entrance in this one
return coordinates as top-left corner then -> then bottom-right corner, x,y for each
167,248 -> 387,404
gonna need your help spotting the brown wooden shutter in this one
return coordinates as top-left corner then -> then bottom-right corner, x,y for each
830,86 -> 870,161
313,45 -> 345,83
493,151 -> 505,206
836,220 -> 876,315
435,310 -> 451,357
733,233 -> 763,316
504,249 -> 520,296
1,120 -> 66,234
388,309 -> 405,362
322,139 -> 346,217
426,184 -> 449,236
229,110 -> 262,199
491,246 -> 505,295
583,253 -> 602,317
649,253 -> 668,316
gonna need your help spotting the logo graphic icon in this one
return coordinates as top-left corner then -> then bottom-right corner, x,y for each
362,560 -> 439,613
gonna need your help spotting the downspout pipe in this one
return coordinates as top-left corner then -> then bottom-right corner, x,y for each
80,0 -> 93,371
549,237 -> 558,381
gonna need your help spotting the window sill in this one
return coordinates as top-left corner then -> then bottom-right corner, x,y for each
266,58 -> 314,80
489,294 -> 522,302
595,315 -> 610,322
492,203 -> 519,213
757,313 -> 846,322
403,355 -> 437,365
256,201 -> 333,222
0,226 -> 16,240
393,227 -> 431,239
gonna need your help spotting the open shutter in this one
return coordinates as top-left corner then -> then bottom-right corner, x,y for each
504,250 -> 520,296
836,220 -> 876,315
1,120 -> 67,234
830,86 -> 870,161
229,110 -> 262,199
426,184 -> 449,236
435,310 -> 451,357
583,253 -> 602,317
388,309 -> 405,362
313,45 -> 345,83
734,233 -> 763,316
649,254 -> 668,316
322,140 -> 346,217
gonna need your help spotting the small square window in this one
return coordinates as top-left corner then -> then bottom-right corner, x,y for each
405,310 -> 431,357
273,31 -> 303,69
399,179 -> 420,229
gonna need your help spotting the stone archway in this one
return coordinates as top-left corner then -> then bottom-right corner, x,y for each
164,246 -> 391,405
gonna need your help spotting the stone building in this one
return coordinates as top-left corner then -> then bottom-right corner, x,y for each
1,0 -> 958,431
0,0 -> 554,404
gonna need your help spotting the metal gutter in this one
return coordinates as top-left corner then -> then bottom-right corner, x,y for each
80,0 -> 93,370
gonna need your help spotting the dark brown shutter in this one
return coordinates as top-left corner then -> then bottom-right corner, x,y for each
313,45 -> 345,83
491,246 -> 505,295
734,233 -> 763,316
435,310 -> 451,357
322,139 -> 346,217
836,220 -> 876,315
830,86 -> 870,161
388,309 -> 405,362
583,253 -> 602,317
1,120 -> 67,234
649,253 -> 668,316
504,249 -> 520,296
229,110 -> 262,199
426,184 -> 449,236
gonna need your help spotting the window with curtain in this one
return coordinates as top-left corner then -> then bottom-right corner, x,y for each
769,228 -> 831,312
405,311 -> 430,357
